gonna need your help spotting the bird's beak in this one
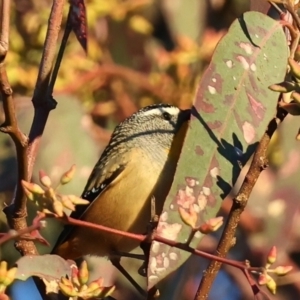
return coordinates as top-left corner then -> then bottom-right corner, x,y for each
175,108 -> 190,135
179,108 -> 191,123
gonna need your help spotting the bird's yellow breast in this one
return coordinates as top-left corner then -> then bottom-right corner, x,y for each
56,149 -> 168,258
54,120 -> 189,260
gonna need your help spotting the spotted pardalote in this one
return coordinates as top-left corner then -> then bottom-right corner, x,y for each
52,104 -> 190,259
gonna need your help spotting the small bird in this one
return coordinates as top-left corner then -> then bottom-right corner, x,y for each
52,104 -> 190,260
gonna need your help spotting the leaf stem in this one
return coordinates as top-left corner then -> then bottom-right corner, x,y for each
268,1 -> 284,15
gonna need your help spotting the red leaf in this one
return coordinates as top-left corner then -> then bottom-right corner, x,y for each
69,0 -> 88,52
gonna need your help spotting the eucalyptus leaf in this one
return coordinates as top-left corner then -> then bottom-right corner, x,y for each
148,11 -> 288,291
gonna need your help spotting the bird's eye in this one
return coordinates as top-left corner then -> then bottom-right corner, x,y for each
162,112 -> 172,120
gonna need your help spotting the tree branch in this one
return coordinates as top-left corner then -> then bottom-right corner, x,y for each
194,108 -> 288,300
0,0 -> 28,211
0,0 -> 38,256
0,210 -> 281,300
1,0 -> 65,257
6,212 -> 266,272
27,0 -> 65,180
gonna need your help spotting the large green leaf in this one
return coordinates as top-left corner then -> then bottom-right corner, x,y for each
148,11 -> 289,290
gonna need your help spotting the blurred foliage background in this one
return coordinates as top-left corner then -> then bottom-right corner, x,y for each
4,0 -> 300,300
9,0 -> 248,108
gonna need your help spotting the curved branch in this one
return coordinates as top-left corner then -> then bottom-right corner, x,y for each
194,108 -> 287,300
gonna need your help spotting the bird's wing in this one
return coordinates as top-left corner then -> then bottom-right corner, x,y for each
52,153 -> 128,253
73,161 -> 126,219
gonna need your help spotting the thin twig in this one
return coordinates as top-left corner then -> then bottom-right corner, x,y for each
56,214 -> 262,272
48,5 -> 72,95
285,1 -> 300,31
0,208 -> 282,300
0,211 -> 263,272
268,1 -> 284,15
194,108 -> 287,300
194,7 -> 299,297
0,216 -> 44,246
27,0 -> 65,180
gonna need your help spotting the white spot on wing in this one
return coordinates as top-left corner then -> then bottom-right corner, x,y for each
92,187 -> 99,193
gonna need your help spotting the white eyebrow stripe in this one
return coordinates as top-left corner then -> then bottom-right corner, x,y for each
142,106 -> 180,117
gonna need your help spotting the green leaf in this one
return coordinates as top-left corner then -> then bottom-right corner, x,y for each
148,11 -> 288,291
16,255 -> 72,281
